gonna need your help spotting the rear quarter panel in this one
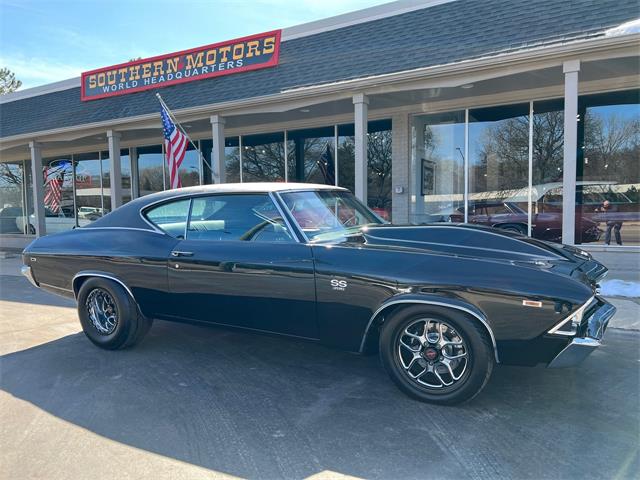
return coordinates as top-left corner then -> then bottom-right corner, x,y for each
24,228 -> 179,318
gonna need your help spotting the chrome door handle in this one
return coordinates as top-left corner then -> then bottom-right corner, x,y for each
171,251 -> 194,257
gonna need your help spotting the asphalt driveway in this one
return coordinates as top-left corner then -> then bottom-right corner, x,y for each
1,272 -> 638,480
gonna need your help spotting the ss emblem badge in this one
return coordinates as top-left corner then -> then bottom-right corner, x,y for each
331,279 -> 347,291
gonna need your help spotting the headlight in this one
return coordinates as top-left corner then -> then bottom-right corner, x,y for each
548,296 -> 595,336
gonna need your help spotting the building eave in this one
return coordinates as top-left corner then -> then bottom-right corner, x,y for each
0,32 -> 638,148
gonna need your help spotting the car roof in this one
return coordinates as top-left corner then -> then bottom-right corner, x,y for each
166,182 -> 347,195
88,182 -> 349,231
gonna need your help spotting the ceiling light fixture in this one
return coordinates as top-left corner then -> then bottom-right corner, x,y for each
460,83 -> 474,89
300,108 -> 310,113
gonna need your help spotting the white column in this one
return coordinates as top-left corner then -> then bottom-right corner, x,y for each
391,113 -> 410,223
107,130 -> 122,210
562,60 -> 580,245
28,141 -> 46,236
413,115 -> 426,219
130,147 -> 139,198
210,115 -> 226,184
353,93 -> 368,202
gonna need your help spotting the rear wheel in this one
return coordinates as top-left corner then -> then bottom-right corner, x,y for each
77,277 -> 152,350
379,305 -> 494,405
498,223 -> 526,235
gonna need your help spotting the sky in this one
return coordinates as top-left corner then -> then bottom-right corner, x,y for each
0,0 -> 391,90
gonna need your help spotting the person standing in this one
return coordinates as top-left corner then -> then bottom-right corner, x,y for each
599,200 -> 623,245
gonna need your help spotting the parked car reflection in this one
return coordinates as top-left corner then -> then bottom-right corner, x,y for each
16,207 -> 91,234
448,201 -> 602,243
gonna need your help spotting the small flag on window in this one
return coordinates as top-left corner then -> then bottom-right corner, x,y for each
160,105 -> 187,189
44,167 -> 64,213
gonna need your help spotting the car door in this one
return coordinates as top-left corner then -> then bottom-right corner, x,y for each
469,205 -> 490,226
164,193 -> 318,339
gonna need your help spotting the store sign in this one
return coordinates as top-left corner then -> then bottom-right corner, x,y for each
81,30 -> 281,101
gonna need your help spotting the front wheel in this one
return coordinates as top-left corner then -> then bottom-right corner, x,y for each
379,305 -> 494,405
77,277 -> 152,350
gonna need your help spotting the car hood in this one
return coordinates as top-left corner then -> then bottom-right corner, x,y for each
349,223 -> 605,284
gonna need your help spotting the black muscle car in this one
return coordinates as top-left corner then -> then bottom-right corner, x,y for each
21,183 -> 616,405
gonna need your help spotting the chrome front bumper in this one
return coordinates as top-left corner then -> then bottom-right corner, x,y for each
21,265 -> 39,288
548,299 -> 616,368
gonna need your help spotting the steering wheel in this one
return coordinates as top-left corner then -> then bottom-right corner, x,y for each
239,218 -> 291,242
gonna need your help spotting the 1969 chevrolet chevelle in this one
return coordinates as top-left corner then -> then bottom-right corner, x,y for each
22,183 -> 615,404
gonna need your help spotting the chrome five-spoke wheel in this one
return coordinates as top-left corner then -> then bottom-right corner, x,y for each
86,288 -> 119,335
379,306 -> 494,405
397,318 -> 468,388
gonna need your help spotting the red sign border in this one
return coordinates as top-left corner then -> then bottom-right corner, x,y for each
81,29 -> 281,101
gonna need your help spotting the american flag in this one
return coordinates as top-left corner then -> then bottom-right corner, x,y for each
161,105 -> 188,189
44,167 -> 63,213
318,143 -> 335,185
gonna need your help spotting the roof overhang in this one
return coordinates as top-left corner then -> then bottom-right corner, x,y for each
0,32 -> 638,149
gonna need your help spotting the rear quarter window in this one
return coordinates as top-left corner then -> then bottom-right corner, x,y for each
145,199 -> 190,237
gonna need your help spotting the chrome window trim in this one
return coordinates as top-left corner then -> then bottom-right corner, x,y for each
268,192 -> 304,243
84,226 -> 165,235
139,207 -> 170,235
184,198 -> 193,240
548,295 -> 596,336
138,187 -> 353,243
359,299 -> 500,363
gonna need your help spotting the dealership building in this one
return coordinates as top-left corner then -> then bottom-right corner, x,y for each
1,0 -> 638,255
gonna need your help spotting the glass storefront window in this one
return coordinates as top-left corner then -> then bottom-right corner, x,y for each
530,99 -> 566,243
335,120 -> 392,219
74,152 -> 103,226
367,119 -> 393,221
577,89 -> 640,246
100,151 -> 112,215
225,137 -> 241,183
242,132 -> 286,182
137,145 -> 164,196
337,124 -> 355,194
410,111 -> 465,224
176,145 -> 201,188
288,126 -> 336,185
468,104 -> 530,235
0,161 -> 27,234
120,149 -> 132,204
41,156 -> 75,233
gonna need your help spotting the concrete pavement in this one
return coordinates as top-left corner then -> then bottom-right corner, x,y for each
1,255 -> 639,479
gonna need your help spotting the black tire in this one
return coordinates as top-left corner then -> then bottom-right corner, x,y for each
379,305 -> 494,405
498,223 -> 526,235
77,277 -> 152,350
26,224 -> 36,235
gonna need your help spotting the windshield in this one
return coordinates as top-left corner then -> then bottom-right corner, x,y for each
280,190 -> 384,241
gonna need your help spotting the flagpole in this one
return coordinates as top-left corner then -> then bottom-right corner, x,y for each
155,93 -> 215,178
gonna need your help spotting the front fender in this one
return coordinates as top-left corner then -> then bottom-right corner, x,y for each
359,293 -> 499,362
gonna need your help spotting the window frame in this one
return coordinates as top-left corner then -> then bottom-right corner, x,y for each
142,191 -> 302,243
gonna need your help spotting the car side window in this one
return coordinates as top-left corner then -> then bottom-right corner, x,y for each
187,194 -> 294,243
485,204 -> 510,215
145,199 -> 191,238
